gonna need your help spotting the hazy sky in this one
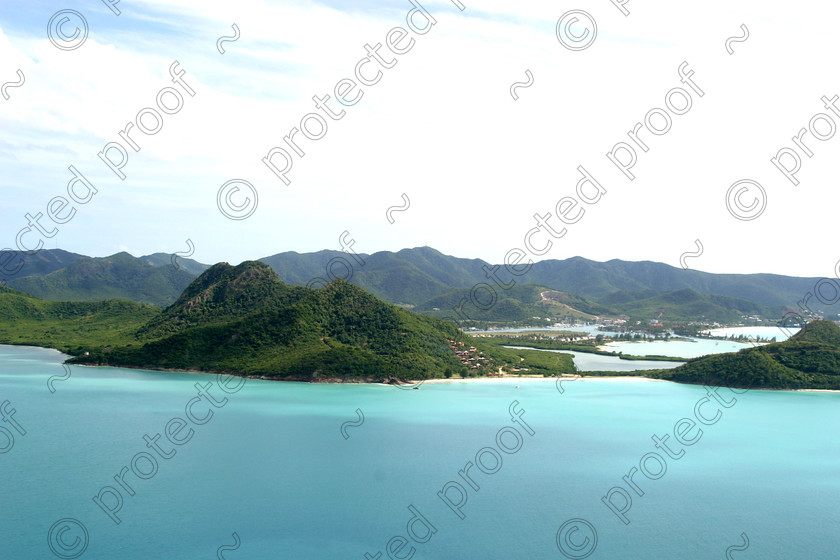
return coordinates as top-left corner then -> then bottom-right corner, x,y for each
1,0 -> 839,277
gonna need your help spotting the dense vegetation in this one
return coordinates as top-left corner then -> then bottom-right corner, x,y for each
0,248 -> 83,282
68,262 -> 464,380
658,320 -> 840,389
598,288 -> 780,324
414,284 -> 610,324
0,262 -> 575,382
260,246 -> 487,306
0,285 -> 160,354
486,345 -> 576,376
260,247 -> 825,308
6,251 -> 204,306
3,265 -> 840,389
3,248 -> 811,325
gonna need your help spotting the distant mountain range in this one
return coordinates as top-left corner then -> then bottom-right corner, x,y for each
3,251 -> 205,307
0,247 -> 828,324
261,247 -> 821,308
5,261 -> 837,389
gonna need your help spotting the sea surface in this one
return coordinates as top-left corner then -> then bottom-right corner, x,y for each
1,344 -> 838,559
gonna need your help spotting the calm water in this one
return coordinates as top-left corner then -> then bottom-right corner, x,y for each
475,325 -> 624,336
1,345 -> 838,559
705,326 -> 800,341
504,346 -> 685,371
603,326 -> 800,359
601,338 -> 750,359
500,325 -> 798,361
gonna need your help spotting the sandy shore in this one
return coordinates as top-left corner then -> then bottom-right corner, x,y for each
8,344 -> 836,393
420,376 -> 554,384
394,375 -> 839,392
410,375 -> 666,385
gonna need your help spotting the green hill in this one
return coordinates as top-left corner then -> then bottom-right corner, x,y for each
663,320 -> 840,390
138,252 -> 210,277
599,288 -> 779,324
8,265 -> 837,389
0,249 -> 84,282
259,247 -> 819,324
414,285 -> 778,327
7,251 -> 202,307
5,247 -> 818,326
1,261 -> 578,381
0,284 -> 160,354
65,261 -> 543,381
415,284 -> 612,325
260,246 -> 486,305
136,261 -> 303,340
260,248 -> 823,309
787,319 -> 840,345
526,257 -> 822,307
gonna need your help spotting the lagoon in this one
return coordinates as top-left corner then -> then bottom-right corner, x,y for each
490,325 -> 800,361
504,345 -> 685,371
600,337 -> 750,359
602,326 -> 802,359
705,325 -> 800,341
1,345 -> 838,559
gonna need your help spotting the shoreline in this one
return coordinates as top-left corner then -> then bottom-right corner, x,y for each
67,362 -> 840,393
419,375 -> 667,384
419,376 -> 839,392
3,344 -> 838,394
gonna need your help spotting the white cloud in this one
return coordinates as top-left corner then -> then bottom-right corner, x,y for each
1,0 -> 839,278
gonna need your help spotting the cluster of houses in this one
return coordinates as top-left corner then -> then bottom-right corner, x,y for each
448,340 -> 493,371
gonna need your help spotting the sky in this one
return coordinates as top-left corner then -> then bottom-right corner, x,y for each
1,0 -> 839,277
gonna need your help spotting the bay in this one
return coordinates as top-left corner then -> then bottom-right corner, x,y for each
1,345 -> 837,559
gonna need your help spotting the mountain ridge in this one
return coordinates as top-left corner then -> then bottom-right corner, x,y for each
2,261 -> 838,390
68,261 -> 478,381
1,248 -> 828,324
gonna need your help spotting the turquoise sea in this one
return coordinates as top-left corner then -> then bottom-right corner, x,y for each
1,345 -> 838,559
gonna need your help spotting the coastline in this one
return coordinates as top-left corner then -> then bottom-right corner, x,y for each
401,375 -> 840,392
3,343 -> 838,393
68,361 -> 840,393
419,375 -> 668,384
